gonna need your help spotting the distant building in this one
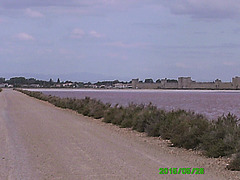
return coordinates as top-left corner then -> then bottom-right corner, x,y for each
114,83 -> 132,89
132,79 -> 139,89
63,82 -> 73,87
0,83 -> 8,88
132,76 -> 240,90
0,78 -> 5,84
178,77 -> 192,88
29,84 -> 40,88
232,76 -> 240,89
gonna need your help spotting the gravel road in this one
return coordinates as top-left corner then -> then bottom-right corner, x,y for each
0,89 -> 239,180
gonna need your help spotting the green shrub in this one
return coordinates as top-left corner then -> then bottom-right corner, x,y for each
131,108 -> 148,132
158,110 -> 187,139
103,107 -> 116,123
104,105 -> 128,125
120,103 -> 144,128
168,112 -> 210,149
200,113 -> 240,157
142,106 -> 166,136
130,103 -> 156,132
228,153 -> 240,171
111,106 -> 126,125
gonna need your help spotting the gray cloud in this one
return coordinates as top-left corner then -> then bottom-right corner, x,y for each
0,0 -> 149,9
15,33 -> 35,41
25,8 -> 44,17
161,0 -> 240,19
71,28 -> 85,39
89,31 -> 104,38
2,0 -> 240,20
105,41 -> 150,49
153,43 -> 240,50
71,29 -> 104,39
133,22 -> 177,29
0,0 -> 152,17
0,0 -> 79,9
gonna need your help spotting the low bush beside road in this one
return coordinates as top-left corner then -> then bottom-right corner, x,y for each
16,89 -> 240,171
0,88 -> 2,92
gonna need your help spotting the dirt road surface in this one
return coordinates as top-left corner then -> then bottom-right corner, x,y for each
0,89 -> 239,180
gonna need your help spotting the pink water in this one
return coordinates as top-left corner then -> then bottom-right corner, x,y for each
31,89 -> 240,119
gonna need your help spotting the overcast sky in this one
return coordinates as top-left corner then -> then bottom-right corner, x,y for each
1,0 -> 240,82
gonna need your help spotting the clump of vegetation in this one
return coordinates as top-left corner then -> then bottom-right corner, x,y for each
122,103 -> 145,129
200,114 -> 240,157
0,88 -> 2,92
163,111 -> 210,150
16,89 -> 240,171
228,153 -> 240,171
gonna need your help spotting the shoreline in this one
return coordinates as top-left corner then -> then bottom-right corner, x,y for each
23,88 -> 240,93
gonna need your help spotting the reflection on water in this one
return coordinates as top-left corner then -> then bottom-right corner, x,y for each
29,89 -> 240,119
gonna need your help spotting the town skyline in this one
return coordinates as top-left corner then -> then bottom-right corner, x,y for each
1,72 -> 240,83
1,75 -> 240,90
